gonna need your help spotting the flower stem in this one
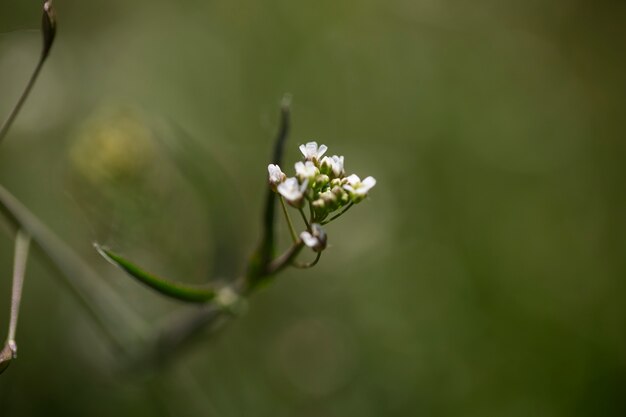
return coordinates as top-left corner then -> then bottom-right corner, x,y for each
0,1 -> 56,147
266,241 -> 304,275
292,251 -> 322,269
279,196 -> 298,243
298,207 -> 311,230
321,202 -> 354,225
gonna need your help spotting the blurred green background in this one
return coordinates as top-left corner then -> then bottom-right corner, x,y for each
1,0 -> 625,416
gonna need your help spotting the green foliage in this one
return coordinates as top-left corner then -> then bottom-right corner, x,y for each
94,244 -> 217,303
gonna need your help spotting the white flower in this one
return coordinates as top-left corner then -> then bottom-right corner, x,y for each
268,164 -> 286,186
277,177 -> 308,206
299,141 -> 328,161
300,223 -> 327,252
294,161 -> 319,181
343,174 -> 376,201
321,155 -> 345,178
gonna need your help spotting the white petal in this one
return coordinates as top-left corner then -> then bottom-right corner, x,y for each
345,174 -> 360,185
300,231 -> 318,248
299,144 -> 308,158
294,161 -> 306,176
299,178 -> 309,192
317,144 -> 328,158
331,155 -> 344,176
361,176 -> 376,192
277,177 -> 304,202
305,142 -> 318,158
342,184 -> 356,194
268,164 -> 284,184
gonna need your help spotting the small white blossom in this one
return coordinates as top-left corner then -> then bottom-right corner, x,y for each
268,164 -> 286,186
299,141 -> 328,161
294,161 -> 319,181
343,174 -> 376,201
277,177 -> 308,206
321,155 -> 345,178
300,223 -> 327,252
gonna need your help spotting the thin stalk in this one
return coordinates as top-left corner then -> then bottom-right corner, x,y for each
6,230 -> 31,352
322,202 -> 354,225
279,196 -> 298,243
293,251 -> 322,269
298,207 -> 311,230
308,199 -> 315,223
265,241 -> 304,276
0,0 -> 56,146
0,59 -> 45,145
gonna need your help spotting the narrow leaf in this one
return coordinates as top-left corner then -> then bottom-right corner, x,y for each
95,244 -> 217,303
247,95 -> 291,286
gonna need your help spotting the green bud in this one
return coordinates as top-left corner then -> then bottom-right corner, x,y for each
316,174 -> 330,188
312,199 -> 325,210
320,190 -> 337,210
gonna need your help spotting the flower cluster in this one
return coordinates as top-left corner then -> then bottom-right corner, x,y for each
268,141 -> 376,251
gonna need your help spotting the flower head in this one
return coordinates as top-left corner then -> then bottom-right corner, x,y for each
294,161 -> 319,181
277,177 -> 308,207
299,141 -> 328,162
268,164 -> 286,187
300,223 -> 327,252
343,174 -> 376,202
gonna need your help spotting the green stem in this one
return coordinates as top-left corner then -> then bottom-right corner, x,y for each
308,199 -> 315,223
321,202 -> 354,225
0,1 -> 56,147
298,207 -> 311,230
292,251 -> 322,269
7,230 -> 31,347
279,196 -> 298,243
265,241 -> 304,276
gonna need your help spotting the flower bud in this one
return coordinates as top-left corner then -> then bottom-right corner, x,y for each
320,156 -> 333,175
268,164 -> 286,189
315,174 -> 330,188
300,223 -> 327,252
319,190 -> 338,210
312,198 -> 325,211
330,179 -> 342,190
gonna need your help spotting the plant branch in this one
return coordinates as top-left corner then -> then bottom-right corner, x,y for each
0,230 -> 31,374
7,230 -> 31,346
0,1 -> 56,146
292,250 -> 322,269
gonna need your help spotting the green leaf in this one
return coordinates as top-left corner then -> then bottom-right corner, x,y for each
94,244 -> 217,303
